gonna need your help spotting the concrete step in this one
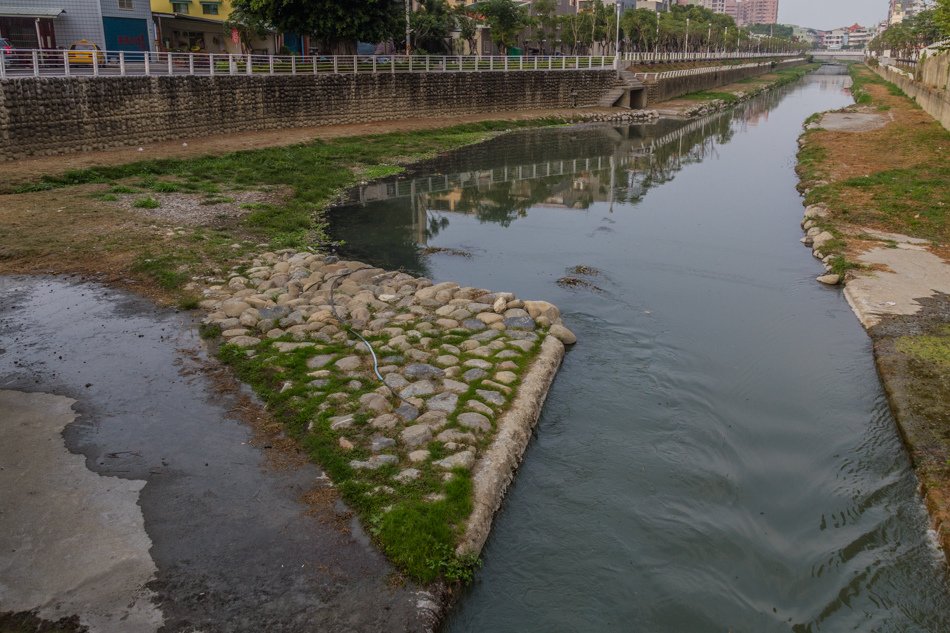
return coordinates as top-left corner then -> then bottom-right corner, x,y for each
598,88 -> 627,108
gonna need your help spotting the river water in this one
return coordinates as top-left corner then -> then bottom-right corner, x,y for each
329,75 -> 950,632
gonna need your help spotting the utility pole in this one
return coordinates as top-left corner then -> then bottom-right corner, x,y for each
706,24 -> 711,56
405,0 -> 411,56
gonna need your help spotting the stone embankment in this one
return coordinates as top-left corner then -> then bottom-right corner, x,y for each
797,202 -> 843,285
197,249 -> 575,567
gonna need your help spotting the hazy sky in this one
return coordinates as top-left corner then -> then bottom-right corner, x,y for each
778,0 -> 887,30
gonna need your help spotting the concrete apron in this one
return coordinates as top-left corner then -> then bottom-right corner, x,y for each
0,276 -> 432,633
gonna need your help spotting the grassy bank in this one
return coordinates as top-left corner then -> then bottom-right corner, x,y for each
0,118 -> 565,306
795,63 -> 950,552
677,62 -> 820,105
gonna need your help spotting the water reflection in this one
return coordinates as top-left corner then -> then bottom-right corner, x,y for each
330,103 -> 769,274
328,77 -> 950,632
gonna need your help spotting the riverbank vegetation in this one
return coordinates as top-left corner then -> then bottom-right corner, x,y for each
796,62 -> 950,552
0,118 -> 565,306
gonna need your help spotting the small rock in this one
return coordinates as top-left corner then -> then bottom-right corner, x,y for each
273,342 -> 315,353
493,296 -> 507,313
476,389 -> 506,407
494,371 -> 518,385
426,392 -> 459,413
221,299 -> 251,317
549,324 -> 577,345
335,356 -> 362,371
463,359 -> 492,370
350,454 -> 399,470
434,449 -> 476,470
330,414 -> 355,430
338,437 -> 354,451
394,403 -> 420,421
458,412 -> 491,433
408,449 -> 430,463
394,468 -> 421,483
403,363 -> 445,380
466,399 -> 494,416
400,380 -> 436,398
371,413 -> 400,430
463,368 -> 488,382
229,336 -> 261,347
461,319 -> 487,331
816,274 -> 841,285
371,436 -> 396,452
442,379 -> 468,394
401,423 -> 433,448
504,316 -> 536,331
360,392 -> 392,414
436,429 -> 475,443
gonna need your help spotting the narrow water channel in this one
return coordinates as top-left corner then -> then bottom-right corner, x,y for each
329,75 -> 950,632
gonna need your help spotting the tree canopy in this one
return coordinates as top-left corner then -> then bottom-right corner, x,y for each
232,0 -> 402,54
476,0 -> 530,53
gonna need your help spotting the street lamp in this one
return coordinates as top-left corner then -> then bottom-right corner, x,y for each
655,9 -> 660,57
706,24 -> 711,56
614,1 -> 621,64
685,17 -> 690,54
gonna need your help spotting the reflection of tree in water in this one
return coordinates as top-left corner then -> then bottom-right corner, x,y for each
329,86 -> 794,274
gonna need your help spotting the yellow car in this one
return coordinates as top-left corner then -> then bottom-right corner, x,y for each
67,40 -> 105,65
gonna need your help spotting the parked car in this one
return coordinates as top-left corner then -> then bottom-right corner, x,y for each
67,40 -> 105,65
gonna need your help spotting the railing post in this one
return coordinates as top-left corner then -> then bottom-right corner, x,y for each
504,56 -> 508,71
426,56 -> 430,72
189,53 -> 194,75
391,55 -> 395,74
313,55 -> 318,75
489,56 -> 493,71
247,53 -> 253,75
291,55 -> 296,74
92,49 -> 99,76
352,55 -> 356,74
167,52 -> 173,75
119,51 -> 126,76
32,50 -> 39,77
268,55 -> 274,74
143,52 -> 149,76
209,53 -> 215,76
63,50 -> 70,77
534,56 -> 538,70
0,52 -> 6,79
371,56 -> 376,73
333,56 -> 338,73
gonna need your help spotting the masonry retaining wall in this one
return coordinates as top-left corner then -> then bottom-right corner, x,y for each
0,70 -> 617,159
645,59 -> 804,104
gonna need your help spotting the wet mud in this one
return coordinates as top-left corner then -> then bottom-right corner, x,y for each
0,276 -> 432,632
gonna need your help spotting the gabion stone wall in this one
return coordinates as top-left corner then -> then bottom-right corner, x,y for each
0,71 -> 618,159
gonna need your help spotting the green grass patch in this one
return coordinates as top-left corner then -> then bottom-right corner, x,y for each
682,90 -> 739,103
132,196 -> 159,209
896,326 -> 950,368
130,252 -> 190,290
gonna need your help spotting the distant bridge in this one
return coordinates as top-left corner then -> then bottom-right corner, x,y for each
812,50 -> 866,62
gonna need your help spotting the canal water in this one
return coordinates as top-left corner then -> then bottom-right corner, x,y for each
329,75 -> 950,631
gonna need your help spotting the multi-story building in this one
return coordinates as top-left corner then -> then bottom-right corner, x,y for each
735,0 -> 778,25
0,0 -> 154,51
888,0 -> 931,24
845,23 -> 874,49
702,0 -> 737,19
150,0 -> 285,53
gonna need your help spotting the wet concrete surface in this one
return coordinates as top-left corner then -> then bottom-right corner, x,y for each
0,276 -> 432,633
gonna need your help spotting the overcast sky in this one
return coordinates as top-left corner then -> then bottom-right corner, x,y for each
778,0 -> 887,30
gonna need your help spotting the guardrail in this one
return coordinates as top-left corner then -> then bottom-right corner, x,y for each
633,57 -> 805,81
622,51 -> 799,63
0,50 -> 618,79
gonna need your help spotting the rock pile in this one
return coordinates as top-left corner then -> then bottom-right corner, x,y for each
799,203 -> 842,285
198,250 -> 575,502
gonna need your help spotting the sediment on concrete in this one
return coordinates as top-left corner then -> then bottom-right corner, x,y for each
0,71 -> 617,159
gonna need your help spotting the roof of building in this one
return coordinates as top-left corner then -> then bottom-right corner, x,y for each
0,6 -> 65,18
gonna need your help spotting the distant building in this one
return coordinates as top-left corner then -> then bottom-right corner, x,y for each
736,0 -> 778,25
0,0 -> 154,51
888,0 -> 932,25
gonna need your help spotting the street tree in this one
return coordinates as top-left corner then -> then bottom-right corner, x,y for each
232,0 -> 402,54
478,0 -> 530,54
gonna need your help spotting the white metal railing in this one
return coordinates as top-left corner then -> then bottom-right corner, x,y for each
622,51 -> 799,63
633,57 -> 805,82
0,50 -> 621,79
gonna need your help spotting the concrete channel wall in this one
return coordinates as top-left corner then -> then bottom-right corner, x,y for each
0,71 -> 617,159
874,55 -> 950,132
644,59 -> 805,104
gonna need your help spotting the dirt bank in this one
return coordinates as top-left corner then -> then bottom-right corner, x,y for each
795,63 -> 950,553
